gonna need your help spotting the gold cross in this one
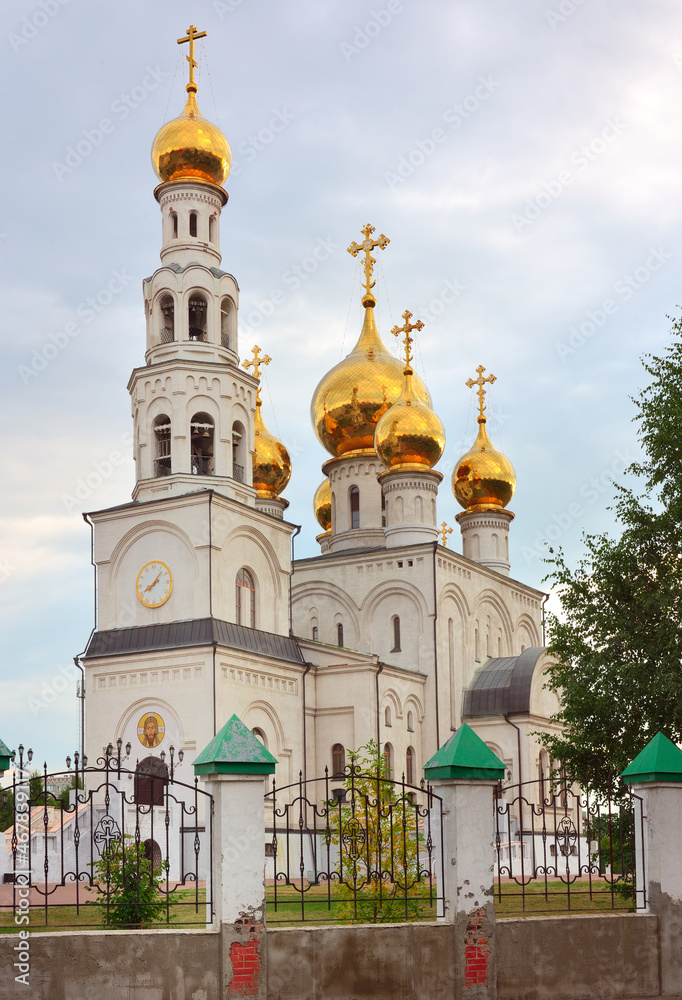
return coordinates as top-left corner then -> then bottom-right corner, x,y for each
438,522 -> 453,547
347,224 -> 390,297
243,346 -> 271,401
465,365 -> 497,419
391,310 -> 424,369
177,25 -> 207,91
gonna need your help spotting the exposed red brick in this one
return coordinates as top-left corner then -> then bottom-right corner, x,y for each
464,908 -> 491,987
229,939 -> 260,996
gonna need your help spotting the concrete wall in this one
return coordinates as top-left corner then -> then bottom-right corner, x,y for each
0,914 -> 676,1000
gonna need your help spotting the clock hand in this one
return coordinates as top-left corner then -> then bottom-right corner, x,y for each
144,573 -> 162,593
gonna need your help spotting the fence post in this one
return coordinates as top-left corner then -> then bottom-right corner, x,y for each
194,714 -> 277,1000
622,731 -> 682,997
425,723 -> 505,1000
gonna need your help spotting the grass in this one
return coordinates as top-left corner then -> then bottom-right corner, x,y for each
0,880 -> 634,932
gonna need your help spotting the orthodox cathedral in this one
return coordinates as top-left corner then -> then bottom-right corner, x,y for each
80,27 -> 559,796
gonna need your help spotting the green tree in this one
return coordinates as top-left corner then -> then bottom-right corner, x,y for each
541,315 -> 682,793
91,836 -> 168,928
328,740 -> 432,923
0,788 -> 13,832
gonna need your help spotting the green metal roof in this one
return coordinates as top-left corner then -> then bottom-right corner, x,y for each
621,731 -> 682,785
424,722 -> 506,780
193,714 -> 277,776
0,737 -> 11,774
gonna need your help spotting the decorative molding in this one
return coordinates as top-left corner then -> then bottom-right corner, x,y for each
223,666 -> 298,696
96,665 -> 203,690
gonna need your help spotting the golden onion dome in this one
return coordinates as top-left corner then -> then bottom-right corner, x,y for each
452,417 -> 516,512
313,478 -> 332,533
151,87 -> 231,187
252,399 -> 291,499
375,366 -> 445,471
310,294 -> 431,458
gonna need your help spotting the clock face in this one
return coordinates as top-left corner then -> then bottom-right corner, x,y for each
136,561 -> 173,608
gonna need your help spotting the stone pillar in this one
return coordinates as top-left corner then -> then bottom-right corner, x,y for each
324,453 -> 385,552
456,509 -> 514,575
255,496 -> 289,520
425,723 -> 505,1000
194,714 -> 277,1000
622,731 -> 682,997
378,468 -> 442,547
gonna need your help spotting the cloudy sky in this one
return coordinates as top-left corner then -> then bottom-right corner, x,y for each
1,0 -> 681,767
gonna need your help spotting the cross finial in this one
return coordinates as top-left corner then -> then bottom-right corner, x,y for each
243,345 -> 272,402
391,309 -> 424,369
177,25 -> 208,93
438,522 -> 453,547
347,224 -> 390,298
465,364 -> 497,420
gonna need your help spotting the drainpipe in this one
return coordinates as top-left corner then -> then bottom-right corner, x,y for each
212,641 -> 218,736
541,592 -> 549,647
208,490 -> 214,618
289,525 -> 301,637
504,713 -> 523,837
301,661 -> 312,783
432,541 -> 441,752
375,661 -> 385,747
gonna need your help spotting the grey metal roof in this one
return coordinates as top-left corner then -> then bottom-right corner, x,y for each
83,617 -> 305,665
461,647 -> 546,717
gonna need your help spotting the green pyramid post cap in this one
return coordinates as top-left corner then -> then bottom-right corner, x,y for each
194,715 -> 277,776
621,731 -> 682,785
424,723 -> 506,781
0,738 -> 11,775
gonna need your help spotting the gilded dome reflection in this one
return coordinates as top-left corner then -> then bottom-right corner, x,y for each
253,400 -> 291,498
375,367 -> 445,471
313,479 -> 332,533
310,296 -> 431,458
151,91 -> 231,187
452,418 -> 516,511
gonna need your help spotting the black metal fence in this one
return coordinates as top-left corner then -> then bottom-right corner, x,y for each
1,744 -> 213,930
264,766 -> 444,924
493,776 -> 645,915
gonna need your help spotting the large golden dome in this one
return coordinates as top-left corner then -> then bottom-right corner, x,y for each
151,88 -> 231,187
313,478 -> 332,533
375,366 -> 445,471
253,399 -> 291,499
452,417 -> 516,512
311,295 -> 431,458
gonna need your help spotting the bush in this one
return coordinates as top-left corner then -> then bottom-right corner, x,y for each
91,836 -> 169,928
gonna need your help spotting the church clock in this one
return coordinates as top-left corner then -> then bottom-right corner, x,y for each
136,561 -> 173,608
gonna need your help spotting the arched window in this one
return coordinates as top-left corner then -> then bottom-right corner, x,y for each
383,742 -> 393,778
232,421 -> 246,482
159,295 -> 174,344
486,616 -> 491,658
381,492 -> 387,528
188,295 -> 207,341
209,215 -> 216,244
143,838 -> 162,870
236,568 -> 255,628
331,743 -> 345,778
190,412 -> 214,476
189,211 -> 198,238
384,705 -> 392,727
391,615 -> 401,652
171,212 -> 178,239
350,486 -> 360,529
312,625 -> 319,641
337,622 -> 344,647
407,711 -> 414,733
153,414 -> 171,477
252,727 -> 267,748
406,746 -> 415,786
135,757 -> 168,806
220,298 -> 233,349
474,623 -> 480,662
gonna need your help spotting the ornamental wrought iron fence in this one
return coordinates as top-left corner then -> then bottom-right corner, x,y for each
264,766 -> 444,924
493,776 -> 645,915
0,743 -> 213,930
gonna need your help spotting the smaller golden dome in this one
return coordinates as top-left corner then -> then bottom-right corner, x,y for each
151,88 -> 231,187
313,478 -> 332,533
253,400 -> 291,499
375,366 -> 445,471
452,417 -> 516,512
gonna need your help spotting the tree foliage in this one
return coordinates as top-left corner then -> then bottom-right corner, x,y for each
91,836 -> 168,928
542,315 -> 682,793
